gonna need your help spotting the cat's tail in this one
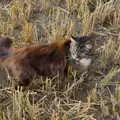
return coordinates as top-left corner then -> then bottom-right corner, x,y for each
0,37 -> 13,62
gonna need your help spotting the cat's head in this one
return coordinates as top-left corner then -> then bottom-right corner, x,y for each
69,35 -> 94,71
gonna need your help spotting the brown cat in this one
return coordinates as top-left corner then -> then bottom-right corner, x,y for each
0,36 -> 94,88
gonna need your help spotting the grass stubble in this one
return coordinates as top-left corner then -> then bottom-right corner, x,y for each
0,0 -> 120,119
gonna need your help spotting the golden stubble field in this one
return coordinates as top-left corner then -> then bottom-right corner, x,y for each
0,0 -> 120,120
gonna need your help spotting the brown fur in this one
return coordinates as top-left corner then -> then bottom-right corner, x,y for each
1,39 -> 71,88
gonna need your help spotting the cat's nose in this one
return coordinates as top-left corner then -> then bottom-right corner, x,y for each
84,51 -> 93,56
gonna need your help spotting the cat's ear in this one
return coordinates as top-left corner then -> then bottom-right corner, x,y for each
71,35 -> 93,43
70,36 -> 78,44
71,36 -> 87,42
71,36 -> 77,41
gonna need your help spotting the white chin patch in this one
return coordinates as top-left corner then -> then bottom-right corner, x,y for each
79,58 -> 92,68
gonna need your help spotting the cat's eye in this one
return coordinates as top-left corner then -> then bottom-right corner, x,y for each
85,44 -> 92,49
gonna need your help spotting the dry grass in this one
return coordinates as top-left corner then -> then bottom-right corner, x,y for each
0,0 -> 120,119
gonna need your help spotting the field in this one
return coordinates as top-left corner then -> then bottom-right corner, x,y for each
0,0 -> 120,120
